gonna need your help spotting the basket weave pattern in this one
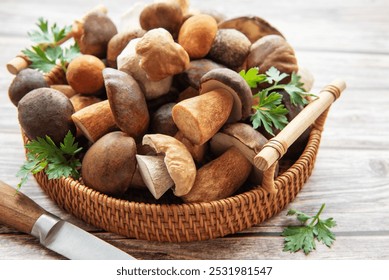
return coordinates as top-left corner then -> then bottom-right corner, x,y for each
29,108 -> 329,242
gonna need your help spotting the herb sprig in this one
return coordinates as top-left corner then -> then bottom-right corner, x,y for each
282,204 -> 337,255
239,66 -> 314,135
16,131 -> 82,190
22,17 -> 80,73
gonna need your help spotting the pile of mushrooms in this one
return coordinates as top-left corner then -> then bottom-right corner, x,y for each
8,0 -> 314,203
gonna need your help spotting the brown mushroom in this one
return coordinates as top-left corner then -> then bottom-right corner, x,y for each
8,68 -> 48,106
66,54 -> 105,95
103,68 -> 149,139
106,29 -> 146,68
247,35 -> 298,79
208,29 -> 251,69
174,130 -> 206,164
50,85 -> 77,99
18,88 -> 75,143
172,68 -> 252,145
139,134 -> 196,197
70,94 -> 101,112
139,1 -> 183,38
72,11 -> 118,58
136,28 -> 190,81
117,38 -> 173,100
218,16 -> 284,43
150,103 -> 178,136
71,100 -> 117,143
182,147 -> 252,203
178,14 -> 218,59
81,131 -> 137,195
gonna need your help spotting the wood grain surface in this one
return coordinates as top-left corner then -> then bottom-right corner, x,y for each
0,0 -> 388,260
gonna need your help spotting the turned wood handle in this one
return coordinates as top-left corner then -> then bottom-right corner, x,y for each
0,180 -> 47,234
254,79 -> 347,171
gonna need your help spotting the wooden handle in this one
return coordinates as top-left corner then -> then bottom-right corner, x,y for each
254,79 -> 347,171
0,180 -> 47,234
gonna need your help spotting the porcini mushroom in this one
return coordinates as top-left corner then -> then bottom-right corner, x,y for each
136,28 -> 190,81
8,68 -> 48,106
81,131 -> 137,196
208,29 -> 251,69
150,103 -> 178,136
70,94 -> 101,112
182,147 -> 252,203
103,68 -> 149,139
139,134 -> 196,197
178,14 -> 218,59
18,88 -> 75,143
172,68 -> 252,145
117,38 -> 173,100
72,11 -> 118,58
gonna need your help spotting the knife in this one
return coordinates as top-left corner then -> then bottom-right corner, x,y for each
0,180 -> 135,260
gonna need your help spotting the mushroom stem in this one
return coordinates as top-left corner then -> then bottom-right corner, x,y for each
71,100 -> 117,142
172,88 -> 233,145
136,154 -> 174,199
43,64 -> 67,85
6,54 -> 29,75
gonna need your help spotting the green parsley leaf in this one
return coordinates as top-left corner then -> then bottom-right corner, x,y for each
239,68 -> 267,88
22,46 -> 61,73
282,204 -> 337,255
265,67 -> 289,84
27,17 -> 71,46
16,131 -> 82,190
251,91 -> 289,136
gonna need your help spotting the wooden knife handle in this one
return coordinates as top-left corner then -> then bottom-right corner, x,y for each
0,180 -> 47,234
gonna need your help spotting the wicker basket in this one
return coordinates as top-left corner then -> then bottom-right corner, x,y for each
24,80 -> 345,242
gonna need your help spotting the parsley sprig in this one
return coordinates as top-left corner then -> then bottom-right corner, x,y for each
16,131 -> 82,190
282,204 -> 337,255
22,17 -> 80,73
239,67 -> 314,135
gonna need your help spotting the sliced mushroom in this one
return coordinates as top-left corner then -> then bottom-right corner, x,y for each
72,11 -> 118,58
182,147 -> 252,203
136,28 -> 190,81
178,14 -> 218,59
8,68 -> 48,106
172,68 -> 252,145
107,29 -> 146,68
118,38 -> 173,100
208,29 -> 251,69
103,68 -> 149,139
141,134 -> 196,197
218,16 -> 284,43
136,154 -> 174,199
71,100 -> 117,143
82,131 -> 137,196
18,88 -> 75,143
247,35 -> 298,79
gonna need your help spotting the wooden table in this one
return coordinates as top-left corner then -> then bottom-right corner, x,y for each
0,0 -> 388,260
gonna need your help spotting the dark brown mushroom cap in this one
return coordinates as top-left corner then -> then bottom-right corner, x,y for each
208,29 -> 251,69
150,103 -> 178,136
218,16 -> 284,43
8,69 -> 48,106
199,68 -> 252,122
103,68 -> 149,139
18,88 -> 75,143
74,12 -> 118,58
81,131 -> 137,196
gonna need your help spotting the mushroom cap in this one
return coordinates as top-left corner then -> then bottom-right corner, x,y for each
178,14 -> 218,59
142,134 -> 196,196
247,34 -> 298,77
66,54 -> 105,95
208,29 -> 251,69
103,68 -> 149,139
218,16 -> 284,43
81,131 -> 137,195
139,2 -> 183,37
18,88 -> 75,143
8,68 -> 48,106
136,28 -> 190,81
200,68 -> 252,122
73,11 -> 118,58
150,103 -> 178,136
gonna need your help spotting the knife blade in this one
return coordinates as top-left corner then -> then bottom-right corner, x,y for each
0,180 -> 135,260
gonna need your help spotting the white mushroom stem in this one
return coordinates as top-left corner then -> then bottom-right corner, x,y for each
136,155 -> 174,199
71,100 -> 117,142
172,88 -> 233,145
